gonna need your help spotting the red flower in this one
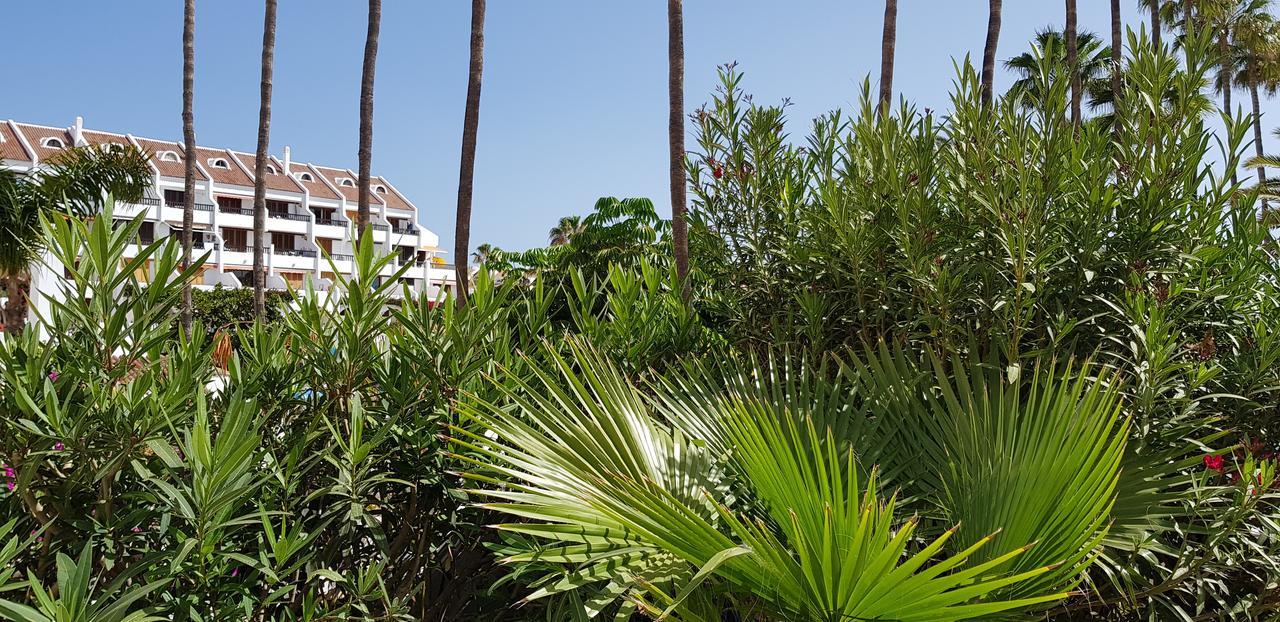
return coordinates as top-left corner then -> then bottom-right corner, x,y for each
1203,454 -> 1225,471
713,166 -> 724,179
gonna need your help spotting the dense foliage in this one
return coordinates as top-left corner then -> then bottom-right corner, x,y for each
1,33 -> 1279,622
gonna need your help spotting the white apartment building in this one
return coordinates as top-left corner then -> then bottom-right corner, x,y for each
2,117 -> 455,308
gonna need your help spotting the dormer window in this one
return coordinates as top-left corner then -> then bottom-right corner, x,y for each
339,178 -> 355,187
41,137 -> 65,149
209,158 -> 230,169
159,151 -> 181,162
266,164 -> 278,175
297,172 -> 314,182
374,185 -> 387,194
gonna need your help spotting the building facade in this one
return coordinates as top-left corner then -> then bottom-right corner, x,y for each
2,117 -> 454,305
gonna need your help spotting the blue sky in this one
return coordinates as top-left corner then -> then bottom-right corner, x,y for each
5,2 -> 1275,254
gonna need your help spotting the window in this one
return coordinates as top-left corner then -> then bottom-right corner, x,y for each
297,172 -> 314,182
159,151 -> 180,162
222,228 -> 248,251
266,164 -> 278,175
163,189 -> 186,206
271,232 -> 295,251
41,137 -> 65,149
374,185 -> 387,194
266,199 -> 291,213
209,158 -> 230,169
339,178 -> 355,187
217,196 -> 243,212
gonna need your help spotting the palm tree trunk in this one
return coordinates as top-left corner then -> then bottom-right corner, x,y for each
252,0 -> 277,319
454,0 -> 486,307
981,0 -> 1003,107
669,0 -> 690,298
1112,0 -> 1123,139
1252,80 -> 1267,187
1152,0 -> 1162,50
358,0 -> 381,241
1184,0 -> 1193,34
1220,29 -> 1238,185
2,274 -> 26,335
181,0 -> 196,333
879,0 -> 898,116
1067,0 -> 1081,128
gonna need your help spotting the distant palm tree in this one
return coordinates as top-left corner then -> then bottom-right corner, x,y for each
668,0 -> 690,299
1067,0 -> 1082,127
181,0 -> 196,333
879,0 -> 898,115
455,0 -> 487,307
1153,0 -> 1164,49
549,215 -> 584,246
251,0 -> 277,319
471,243 -> 496,266
982,0 -> 1004,106
1233,10 -> 1280,186
0,146 -> 151,333
1005,29 -> 1113,111
357,0 -> 380,239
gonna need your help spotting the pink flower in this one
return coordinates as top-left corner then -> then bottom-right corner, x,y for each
1203,454 -> 1225,471
53,442 -> 64,451
48,371 -> 59,382
131,526 -> 142,533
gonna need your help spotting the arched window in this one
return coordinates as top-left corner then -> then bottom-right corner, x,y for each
266,164 -> 278,175
298,172 -> 314,182
209,158 -> 230,169
374,185 -> 387,194
339,178 -> 355,187
41,137 -> 65,149
159,151 -> 181,162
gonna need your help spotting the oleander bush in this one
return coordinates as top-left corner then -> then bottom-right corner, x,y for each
1,34 -> 1279,622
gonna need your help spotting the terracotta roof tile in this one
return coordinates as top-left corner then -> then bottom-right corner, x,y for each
233,152 -> 304,193
289,163 -> 340,200
372,176 -> 413,211
310,165 -> 391,207
132,137 -> 205,180
0,122 -> 32,163
15,124 -> 74,161
194,147 -> 252,187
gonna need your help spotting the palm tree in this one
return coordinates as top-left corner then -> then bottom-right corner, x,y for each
1153,0 -> 1164,49
181,0 -> 196,333
879,0 -> 898,115
548,215 -> 583,246
1067,0 -> 1082,127
668,0 -> 691,300
454,0 -> 486,307
0,146 -> 151,334
1234,11 -> 1280,187
251,0 -> 277,319
470,243 -> 495,266
982,0 -> 1004,106
1005,30 -> 1113,110
357,0 -> 380,240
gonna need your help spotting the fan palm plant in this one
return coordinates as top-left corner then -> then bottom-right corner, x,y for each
1006,29 -> 1114,112
454,342 -> 1136,620
0,145 -> 150,334
548,215 -> 584,246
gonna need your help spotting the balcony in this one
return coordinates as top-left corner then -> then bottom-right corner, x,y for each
314,217 -> 342,226
140,197 -> 161,207
330,253 -> 354,261
219,205 -> 253,216
269,211 -> 309,222
391,225 -> 417,235
275,248 -> 317,258
194,202 -> 214,212
371,224 -> 389,231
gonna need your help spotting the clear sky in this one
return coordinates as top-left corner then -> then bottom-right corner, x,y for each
5,2 -> 1275,254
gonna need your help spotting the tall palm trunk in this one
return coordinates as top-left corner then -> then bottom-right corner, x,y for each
181,0 -> 196,333
2,275 -> 25,335
669,0 -> 690,298
1152,0 -> 1162,50
1220,29 -> 1238,185
252,0 -> 277,318
1112,0 -> 1123,140
454,0 -> 486,307
1184,0 -> 1193,34
358,0 -> 380,240
1067,0 -> 1081,128
879,0 -> 898,116
981,0 -> 1003,107
1251,80 -> 1267,186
